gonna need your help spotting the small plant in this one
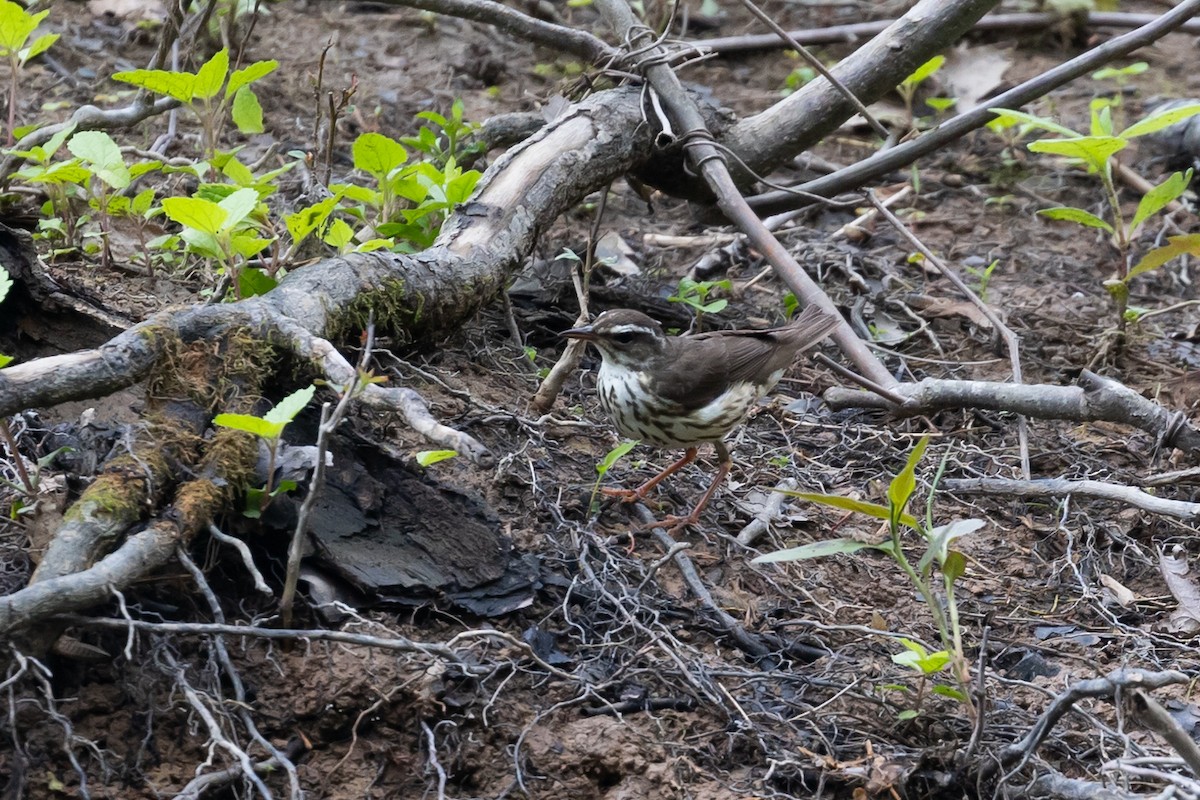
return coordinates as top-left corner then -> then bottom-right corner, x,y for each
213,384 -> 315,518
65,131 -> 160,268
991,101 -> 1200,329
885,638 -> 959,720
0,1 -> 58,145
415,450 -> 457,467
400,99 -> 485,169
896,55 -> 950,131
964,258 -> 1000,301
113,47 -> 277,158
754,438 -> 983,714
160,186 -> 274,298
1091,61 -> 1148,130
332,130 -> 482,253
669,277 -> 730,329
780,63 -> 816,97
7,125 -> 88,247
592,440 -> 637,514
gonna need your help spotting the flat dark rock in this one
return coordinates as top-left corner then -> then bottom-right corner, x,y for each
301,434 -> 536,613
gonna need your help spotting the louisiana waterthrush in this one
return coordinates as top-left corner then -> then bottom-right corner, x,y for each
563,305 -> 839,532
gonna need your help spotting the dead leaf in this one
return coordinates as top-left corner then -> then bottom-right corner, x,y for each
1159,545 -> 1200,635
941,44 -> 1011,113
594,231 -> 640,276
1099,573 -> 1136,607
88,0 -> 166,20
906,294 -> 993,329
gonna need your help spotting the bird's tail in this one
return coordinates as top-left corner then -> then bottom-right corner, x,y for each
786,303 -> 841,352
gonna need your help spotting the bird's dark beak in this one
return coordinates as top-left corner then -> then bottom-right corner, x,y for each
562,324 -> 597,341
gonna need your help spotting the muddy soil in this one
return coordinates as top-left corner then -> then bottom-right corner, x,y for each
3,1 -> 1200,798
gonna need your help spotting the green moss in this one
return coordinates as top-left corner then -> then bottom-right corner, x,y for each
327,278 -> 425,344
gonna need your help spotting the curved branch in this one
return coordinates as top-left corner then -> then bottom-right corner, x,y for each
373,0 -> 615,63
825,370 -> 1200,454
0,87 -> 653,420
694,11 -> 1200,54
750,0 -> 1200,214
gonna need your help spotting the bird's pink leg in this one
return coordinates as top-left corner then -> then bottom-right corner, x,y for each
602,447 -> 698,503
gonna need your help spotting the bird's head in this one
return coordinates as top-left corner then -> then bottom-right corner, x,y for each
562,309 -> 667,369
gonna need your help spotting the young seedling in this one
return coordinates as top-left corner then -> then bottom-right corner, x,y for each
415,450 -> 457,467
400,98 -> 485,170
332,130 -> 481,253
591,440 -> 638,515
754,438 -> 983,714
964,258 -> 1000,302
886,638 -> 961,720
213,384 -> 316,518
896,55 -> 949,132
990,101 -> 1200,332
669,277 -> 730,330
0,1 -> 58,145
160,186 -> 274,298
112,47 -> 277,158
65,131 -> 160,268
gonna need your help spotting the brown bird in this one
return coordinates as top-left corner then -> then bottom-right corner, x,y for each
563,305 -> 839,532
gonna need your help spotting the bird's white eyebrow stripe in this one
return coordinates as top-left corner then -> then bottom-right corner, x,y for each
607,324 -> 656,335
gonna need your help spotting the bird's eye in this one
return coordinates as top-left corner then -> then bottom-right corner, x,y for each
612,331 -> 637,344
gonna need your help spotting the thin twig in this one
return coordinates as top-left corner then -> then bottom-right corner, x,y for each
867,190 -> 1031,479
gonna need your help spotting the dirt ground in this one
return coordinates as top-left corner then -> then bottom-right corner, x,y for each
3,0 -> 1200,798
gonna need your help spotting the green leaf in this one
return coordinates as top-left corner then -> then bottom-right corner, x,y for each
161,196 -> 227,234
237,266 -> 277,297
987,107 -> 1079,138
263,384 -> 316,426
353,132 -> 408,181
415,449 -> 458,467
218,187 -> 260,230
0,354 -> 11,368
932,684 -> 969,702
921,518 -> 985,571
19,31 -> 57,64
1130,169 -> 1191,234
178,228 -> 223,259
777,490 -> 920,529
0,2 -> 43,53
111,68 -> 196,103
887,437 -> 930,527
1127,234 -> 1200,281
1037,207 -> 1113,233
230,233 -> 271,259
597,440 -> 638,476
231,87 -> 264,134
1092,62 -> 1147,81
214,412 -> 284,439
903,55 -> 945,87
1027,135 -> 1126,173
943,550 -> 967,582
192,48 -> 229,100
227,59 -> 277,96
129,161 -> 161,180
68,130 -> 130,189
322,217 -> 355,248
897,709 -> 920,721
752,538 -> 883,564
1122,102 -> 1200,139
1089,101 -> 1113,137
131,188 -> 156,215
286,193 -> 341,244
67,130 -> 123,169
892,640 -> 951,674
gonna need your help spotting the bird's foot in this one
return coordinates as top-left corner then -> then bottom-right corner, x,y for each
637,512 -> 701,535
600,486 -> 645,504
